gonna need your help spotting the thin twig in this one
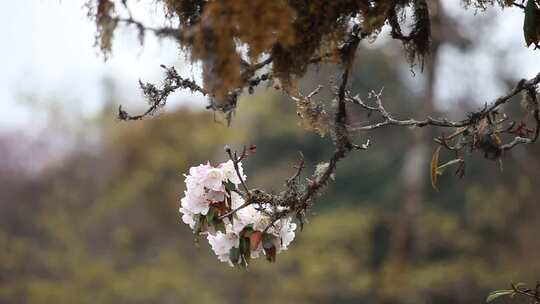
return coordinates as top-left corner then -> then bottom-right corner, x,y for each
218,198 -> 252,220
347,73 -> 540,132
225,146 -> 250,195
286,152 -> 305,185
118,66 -> 207,120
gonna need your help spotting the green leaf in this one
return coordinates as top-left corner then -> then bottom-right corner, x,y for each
224,181 -> 236,192
229,247 -> 240,265
193,215 -> 205,235
206,207 -> 217,224
241,225 -> 254,237
524,0 -> 540,46
239,237 -> 250,254
242,251 -> 250,267
236,237 -> 251,268
214,220 -> 226,233
486,290 -> 514,303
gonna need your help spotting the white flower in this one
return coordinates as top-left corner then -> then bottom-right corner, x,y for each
220,160 -> 246,185
184,163 -> 212,196
229,192 -> 272,233
276,217 -> 297,251
180,160 -> 299,265
184,178 -> 204,197
235,205 -> 271,232
179,207 -> 196,229
184,163 -> 225,194
206,190 -> 225,203
229,191 -> 245,209
188,163 -> 212,179
180,191 -> 210,215
207,231 -> 239,264
202,167 -> 225,191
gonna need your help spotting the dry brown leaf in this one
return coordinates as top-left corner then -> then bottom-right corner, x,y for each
431,146 -> 441,191
250,231 -> 263,251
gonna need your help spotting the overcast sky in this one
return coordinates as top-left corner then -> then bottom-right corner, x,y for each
0,1 -> 539,131
0,0 -> 205,131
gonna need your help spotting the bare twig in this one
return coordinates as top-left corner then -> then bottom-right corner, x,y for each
111,15 -> 183,40
225,146 -> 250,195
347,73 -> 540,133
295,32 -> 362,211
118,66 -> 207,120
218,199 -> 251,220
286,152 -> 305,185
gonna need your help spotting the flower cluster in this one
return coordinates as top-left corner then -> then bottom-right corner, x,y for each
179,160 -> 297,267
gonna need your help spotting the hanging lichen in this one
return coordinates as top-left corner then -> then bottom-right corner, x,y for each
88,0 -> 522,109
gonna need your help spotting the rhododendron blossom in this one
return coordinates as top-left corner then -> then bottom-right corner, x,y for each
179,160 -> 296,267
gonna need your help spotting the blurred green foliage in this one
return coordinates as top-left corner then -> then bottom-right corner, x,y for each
1,50 -> 540,304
